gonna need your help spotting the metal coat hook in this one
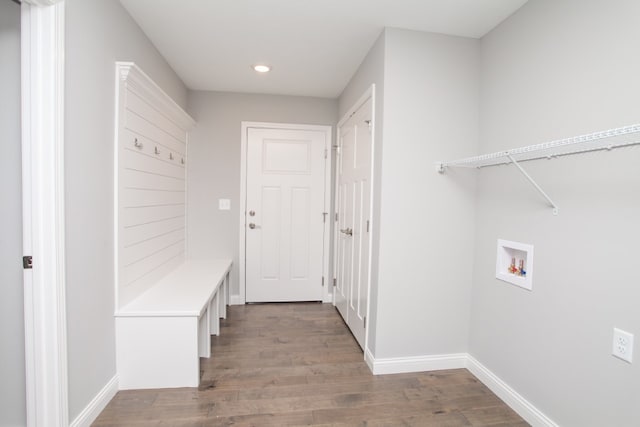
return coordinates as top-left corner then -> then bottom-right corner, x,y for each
134,138 -> 143,149
181,158 -> 185,165
154,146 -> 160,155
169,153 -> 174,160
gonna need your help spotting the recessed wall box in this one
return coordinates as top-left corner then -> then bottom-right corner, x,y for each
496,239 -> 533,291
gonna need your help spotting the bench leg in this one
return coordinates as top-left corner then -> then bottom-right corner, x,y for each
219,272 -> 229,319
210,291 -> 220,336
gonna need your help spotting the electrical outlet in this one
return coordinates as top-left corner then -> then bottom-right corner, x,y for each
612,328 -> 634,363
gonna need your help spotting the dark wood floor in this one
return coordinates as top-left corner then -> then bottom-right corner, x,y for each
94,303 -> 528,426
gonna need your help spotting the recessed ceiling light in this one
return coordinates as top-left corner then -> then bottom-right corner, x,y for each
253,64 -> 271,73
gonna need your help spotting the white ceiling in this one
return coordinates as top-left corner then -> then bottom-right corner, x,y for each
120,0 -> 528,99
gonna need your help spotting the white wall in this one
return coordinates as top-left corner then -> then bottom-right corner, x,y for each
186,91 -> 337,298
373,28 -> 479,358
0,2 -> 26,425
338,31 -> 385,352
470,1 -> 640,426
64,0 -> 187,420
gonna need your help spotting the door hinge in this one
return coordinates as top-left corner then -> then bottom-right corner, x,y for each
364,316 -> 367,328
322,276 -> 325,287
335,213 -> 339,222
324,148 -> 328,159
333,278 -> 337,287
23,256 -> 33,269
323,212 -> 328,223
366,220 -> 370,233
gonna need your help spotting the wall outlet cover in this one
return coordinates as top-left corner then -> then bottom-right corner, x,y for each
218,199 -> 231,210
612,328 -> 634,363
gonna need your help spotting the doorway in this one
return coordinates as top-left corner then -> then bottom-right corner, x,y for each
240,123 -> 332,303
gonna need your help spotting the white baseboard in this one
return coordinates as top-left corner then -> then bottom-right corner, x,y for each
367,352 -> 467,375
466,355 -> 558,427
229,294 -> 245,305
69,375 -> 118,427
364,347 -> 375,372
364,350 -> 557,427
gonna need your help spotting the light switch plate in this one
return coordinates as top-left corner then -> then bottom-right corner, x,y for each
218,199 -> 231,210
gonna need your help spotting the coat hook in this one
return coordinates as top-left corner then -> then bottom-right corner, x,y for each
181,158 -> 185,165
134,138 -> 143,149
169,152 -> 174,160
155,146 -> 160,155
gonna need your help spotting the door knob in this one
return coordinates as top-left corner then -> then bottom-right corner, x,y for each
249,210 -> 256,216
340,228 -> 353,236
249,223 -> 256,229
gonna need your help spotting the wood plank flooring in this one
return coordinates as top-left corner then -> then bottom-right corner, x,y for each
94,303 -> 528,426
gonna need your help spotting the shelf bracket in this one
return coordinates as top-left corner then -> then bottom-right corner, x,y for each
506,154 -> 558,215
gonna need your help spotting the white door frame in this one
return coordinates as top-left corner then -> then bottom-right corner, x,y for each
334,85 -> 376,355
21,1 -> 69,426
239,122 -> 333,304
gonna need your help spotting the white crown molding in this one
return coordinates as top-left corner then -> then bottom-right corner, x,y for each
116,62 -> 195,131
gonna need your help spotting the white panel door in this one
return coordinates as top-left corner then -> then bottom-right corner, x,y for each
245,127 -> 327,302
335,97 -> 373,349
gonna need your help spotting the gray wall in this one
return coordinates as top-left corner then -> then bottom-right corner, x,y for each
373,29 -> 479,358
186,91 -> 338,297
338,28 -> 479,360
64,0 -> 187,420
337,30 -> 385,353
0,2 -> 26,426
470,0 -> 640,426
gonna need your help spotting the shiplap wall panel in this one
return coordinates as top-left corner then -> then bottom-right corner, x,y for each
122,228 -> 186,266
125,111 -> 186,154
121,128 -> 186,164
121,188 -> 185,207
122,169 -> 186,192
121,241 -> 185,286
122,217 -> 185,247
125,89 -> 186,143
115,62 -> 195,309
123,149 -> 185,180
122,204 -> 186,227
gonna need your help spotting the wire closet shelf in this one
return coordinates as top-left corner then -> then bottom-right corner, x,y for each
437,123 -> 640,171
436,123 -> 640,215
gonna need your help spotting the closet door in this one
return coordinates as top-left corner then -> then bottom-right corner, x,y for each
335,97 -> 373,350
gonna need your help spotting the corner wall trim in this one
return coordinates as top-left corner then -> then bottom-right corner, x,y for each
229,294 -> 245,305
69,375 -> 118,427
368,352 -> 467,375
465,355 -> 559,427
364,347 -> 375,372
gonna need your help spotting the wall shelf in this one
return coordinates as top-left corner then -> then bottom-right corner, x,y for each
436,123 -> 640,215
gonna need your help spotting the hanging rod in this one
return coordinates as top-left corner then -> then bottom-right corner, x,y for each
436,123 -> 640,215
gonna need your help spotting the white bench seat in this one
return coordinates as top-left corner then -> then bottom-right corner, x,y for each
115,258 -> 232,390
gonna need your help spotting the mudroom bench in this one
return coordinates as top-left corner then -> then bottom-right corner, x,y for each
115,259 -> 232,390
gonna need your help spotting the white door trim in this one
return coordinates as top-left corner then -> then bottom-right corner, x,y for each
238,122 -> 333,305
334,85 -> 376,355
21,1 -> 69,426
